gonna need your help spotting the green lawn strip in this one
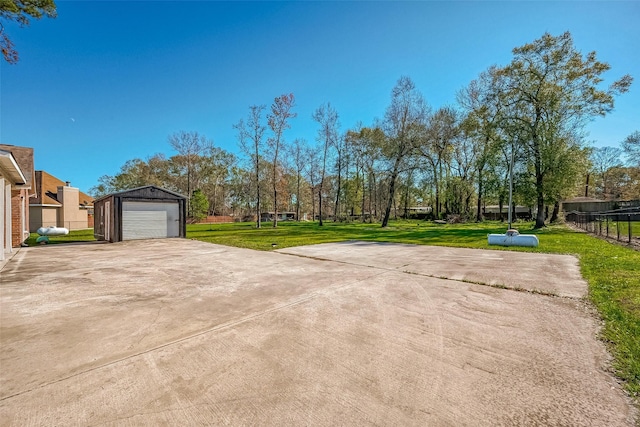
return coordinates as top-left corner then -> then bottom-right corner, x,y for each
588,220 -> 640,241
188,220 -> 640,398
188,220 -> 504,250
26,229 -> 96,246
580,245 -> 640,397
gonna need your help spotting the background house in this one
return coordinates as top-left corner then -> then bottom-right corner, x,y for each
482,205 -> 534,221
561,196 -> 640,213
260,212 -> 296,222
29,171 -> 94,231
0,144 -> 35,257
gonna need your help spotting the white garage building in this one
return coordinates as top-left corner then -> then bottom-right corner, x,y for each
93,186 -> 186,242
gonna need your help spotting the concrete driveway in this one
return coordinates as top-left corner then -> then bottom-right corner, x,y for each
0,239 -> 636,426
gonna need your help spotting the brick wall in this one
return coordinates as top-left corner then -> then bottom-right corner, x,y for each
10,189 -> 29,247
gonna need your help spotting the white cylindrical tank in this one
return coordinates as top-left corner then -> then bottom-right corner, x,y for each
488,232 -> 539,247
36,226 -> 69,236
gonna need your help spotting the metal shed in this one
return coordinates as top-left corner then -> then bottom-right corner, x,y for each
93,186 -> 186,242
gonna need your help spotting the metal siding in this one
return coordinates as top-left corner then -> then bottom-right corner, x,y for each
105,200 -> 111,241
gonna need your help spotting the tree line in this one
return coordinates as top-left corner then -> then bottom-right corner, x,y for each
91,32 -> 638,228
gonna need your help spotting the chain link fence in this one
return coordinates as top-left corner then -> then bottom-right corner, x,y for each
54,221 -> 92,230
566,207 -> 640,244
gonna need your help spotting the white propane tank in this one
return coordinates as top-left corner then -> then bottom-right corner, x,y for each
36,226 -> 69,236
488,229 -> 539,247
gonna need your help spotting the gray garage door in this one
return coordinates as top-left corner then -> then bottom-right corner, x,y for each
122,201 -> 180,240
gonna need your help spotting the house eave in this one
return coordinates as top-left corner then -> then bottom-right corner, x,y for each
0,150 -> 28,185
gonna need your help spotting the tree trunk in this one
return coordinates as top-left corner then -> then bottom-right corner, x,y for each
584,173 -> 590,197
532,116 -> 546,229
535,196 -> 545,228
334,185 -> 341,220
334,162 -> 342,221
186,164 -> 191,218
404,184 -> 409,219
465,193 -> 472,217
318,178 -> 324,226
533,134 -> 546,228
311,185 -> 316,223
319,143 -> 328,226
369,172 -> 375,223
361,166 -> 366,222
382,157 -> 401,227
476,167 -> 483,222
273,161 -> 278,228
393,196 -> 397,220
550,201 -> 560,223
255,147 -> 261,228
435,165 -> 440,219
296,170 -> 301,221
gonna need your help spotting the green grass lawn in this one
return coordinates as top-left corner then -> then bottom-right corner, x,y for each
25,228 -> 96,246
189,219 -> 640,399
24,220 -> 639,400
188,220 -> 517,251
586,219 -> 640,241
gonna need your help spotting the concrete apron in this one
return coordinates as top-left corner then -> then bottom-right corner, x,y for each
0,239 -> 635,426
0,246 -> 22,273
278,240 -> 587,298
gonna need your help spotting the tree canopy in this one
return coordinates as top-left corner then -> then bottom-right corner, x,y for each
493,31 -> 632,227
189,189 -> 209,222
92,31 -> 636,226
1,0 -> 56,63
621,131 -> 640,167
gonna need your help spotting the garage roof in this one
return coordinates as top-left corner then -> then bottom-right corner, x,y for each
94,185 -> 186,203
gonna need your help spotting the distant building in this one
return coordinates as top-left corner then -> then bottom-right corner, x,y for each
260,212 -> 296,222
561,197 -> 640,213
482,205 -> 533,220
404,206 -> 433,219
0,144 -> 35,257
29,171 -> 94,231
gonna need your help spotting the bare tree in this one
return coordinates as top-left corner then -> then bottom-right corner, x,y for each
267,94 -> 296,228
333,133 -> 346,220
458,66 -> 505,221
382,76 -> 429,227
449,120 -> 477,216
305,145 -> 321,222
289,138 -> 308,221
344,126 -> 385,222
312,102 -> 340,226
200,148 -> 235,217
168,131 -> 212,216
235,105 -> 266,228
592,146 -> 622,199
344,127 -> 364,220
419,107 -> 458,218
621,131 -> 640,167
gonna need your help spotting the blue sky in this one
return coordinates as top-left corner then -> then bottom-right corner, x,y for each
1,1 -> 638,193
